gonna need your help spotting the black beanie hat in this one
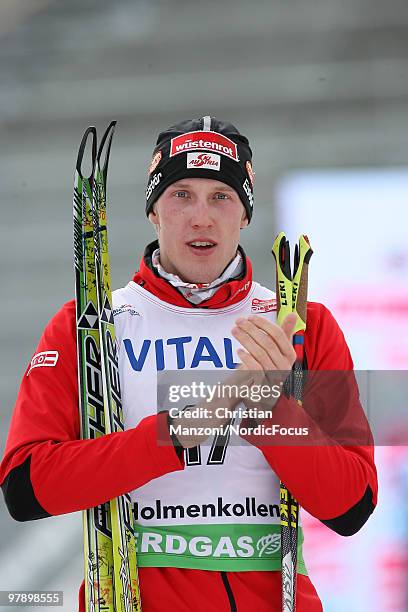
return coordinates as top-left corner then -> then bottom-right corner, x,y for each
145,116 -> 255,222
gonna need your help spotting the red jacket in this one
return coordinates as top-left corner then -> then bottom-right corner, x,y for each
0,243 -> 377,611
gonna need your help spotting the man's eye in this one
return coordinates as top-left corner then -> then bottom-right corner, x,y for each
215,193 -> 228,199
174,191 -> 188,198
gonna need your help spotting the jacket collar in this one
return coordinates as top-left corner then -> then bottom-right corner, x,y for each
132,240 -> 253,309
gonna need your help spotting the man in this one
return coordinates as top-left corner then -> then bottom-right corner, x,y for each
0,117 -> 377,611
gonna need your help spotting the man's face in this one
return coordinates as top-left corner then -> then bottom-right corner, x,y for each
148,178 -> 248,284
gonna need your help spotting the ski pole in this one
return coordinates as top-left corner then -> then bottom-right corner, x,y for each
272,232 -> 312,612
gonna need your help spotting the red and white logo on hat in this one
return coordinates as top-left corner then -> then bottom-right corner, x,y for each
170,131 -> 239,162
251,298 -> 277,313
149,150 -> 162,175
246,161 -> 255,187
187,152 -> 221,170
27,350 -> 59,376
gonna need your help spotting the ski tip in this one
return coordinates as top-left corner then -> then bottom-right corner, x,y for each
97,121 -> 117,159
76,126 -> 97,178
97,120 -> 117,177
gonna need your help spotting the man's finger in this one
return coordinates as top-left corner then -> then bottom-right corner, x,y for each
242,315 -> 296,364
281,312 -> 297,341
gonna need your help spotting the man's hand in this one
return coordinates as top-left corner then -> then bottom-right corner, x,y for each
231,313 -> 297,418
169,313 -> 298,449
231,312 -> 297,373
168,367 -> 255,449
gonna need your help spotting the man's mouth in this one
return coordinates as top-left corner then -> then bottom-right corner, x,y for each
187,240 -> 217,252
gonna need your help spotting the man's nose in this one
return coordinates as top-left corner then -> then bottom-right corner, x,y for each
189,199 -> 213,227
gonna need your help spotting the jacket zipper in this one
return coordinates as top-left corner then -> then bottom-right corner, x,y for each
220,572 -> 237,612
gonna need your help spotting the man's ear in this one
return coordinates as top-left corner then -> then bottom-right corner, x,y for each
240,212 -> 249,229
148,207 -> 160,236
148,206 -> 159,226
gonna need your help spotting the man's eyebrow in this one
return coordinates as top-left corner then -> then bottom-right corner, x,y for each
213,185 -> 235,192
170,182 -> 235,192
170,182 -> 192,189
